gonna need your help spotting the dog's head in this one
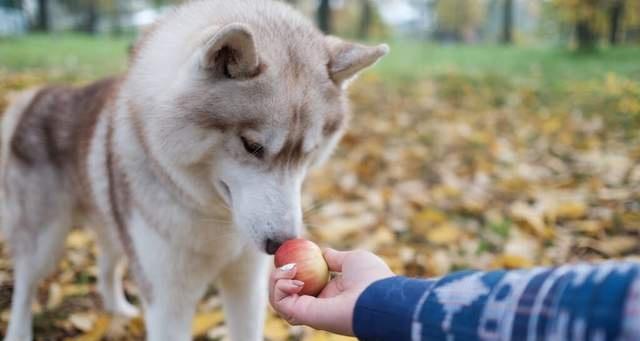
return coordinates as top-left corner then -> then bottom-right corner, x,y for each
127,1 -> 387,254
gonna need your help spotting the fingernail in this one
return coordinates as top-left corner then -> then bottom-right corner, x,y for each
280,263 -> 296,271
292,280 -> 304,287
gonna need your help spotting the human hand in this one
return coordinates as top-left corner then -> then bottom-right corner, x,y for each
269,248 -> 394,336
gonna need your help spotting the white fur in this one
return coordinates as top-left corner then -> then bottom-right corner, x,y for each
2,1 -> 387,340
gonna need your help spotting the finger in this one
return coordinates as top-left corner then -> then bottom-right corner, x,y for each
269,264 -> 297,300
322,249 -> 349,272
273,279 -> 304,302
275,294 -> 354,336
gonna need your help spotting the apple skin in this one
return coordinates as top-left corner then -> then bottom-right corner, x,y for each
274,239 -> 330,296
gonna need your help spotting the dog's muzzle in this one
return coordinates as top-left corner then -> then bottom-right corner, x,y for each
265,238 -> 284,255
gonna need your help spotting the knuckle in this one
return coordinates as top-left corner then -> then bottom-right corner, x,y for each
286,315 -> 300,325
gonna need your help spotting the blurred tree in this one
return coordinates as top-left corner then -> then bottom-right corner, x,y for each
61,0 -> 101,34
110,0 -> 123,35
627,1 -> 640,43
549,0 -> 640,49
434,0 -> 484,42
36,0 -> 50,31
1,0 -> 22,9
551,0 -> 605,50
609,0 -> 624,44
501,0 -> 513,44
83,0 -> 99,33
358,0 -> 372,39
317,0 -> 331,33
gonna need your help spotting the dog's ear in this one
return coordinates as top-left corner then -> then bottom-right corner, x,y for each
326,36 -> 389,86
200,23 -> 260,79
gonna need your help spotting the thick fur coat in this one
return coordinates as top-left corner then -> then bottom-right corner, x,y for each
1,1 -> 387,340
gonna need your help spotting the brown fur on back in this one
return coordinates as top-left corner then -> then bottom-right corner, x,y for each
9,78 -> 121,202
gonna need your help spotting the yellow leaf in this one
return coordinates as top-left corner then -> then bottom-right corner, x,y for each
510,202 -> 553,238
66,313 -> 112,341
595,237 -> 637,257
264,315 -> 290,341
622,212 -> 640,230
314,214 -> 377,243
61,284 -> 91,297
553,202 -> 587,220
490,254 -> 533,269
426,224 -> 462,245
411,209 -> 447,235
66,231 -> 92,249
192,311 -> 224,337
307,330 -> 357,340
46,283 -> 63,310
127,316 -> 146,337
574,220 -> 605,236
69,312 -> 96,332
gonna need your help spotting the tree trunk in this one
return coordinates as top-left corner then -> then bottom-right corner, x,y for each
111,0 -> 122,36
7,0 -> 23,9
358,0 -> 372,39
317,0 -> 331,34
36,0 -> 49,32
501,0 -> 513,44
609,0 -> 624,45
576,20 -> 597,50
83,2 -> 98,34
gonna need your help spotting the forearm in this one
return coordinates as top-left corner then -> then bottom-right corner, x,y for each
353,262 -> 640,341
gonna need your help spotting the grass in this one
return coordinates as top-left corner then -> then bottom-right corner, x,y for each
374,40 -> 640,87
3,34 -> 640,86
0,33 -> 131,79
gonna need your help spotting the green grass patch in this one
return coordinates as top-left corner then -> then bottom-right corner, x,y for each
0,33 -> 131,79
374,40 -> 640,87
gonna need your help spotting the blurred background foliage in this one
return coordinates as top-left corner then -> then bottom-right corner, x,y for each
1,0 -> 640,340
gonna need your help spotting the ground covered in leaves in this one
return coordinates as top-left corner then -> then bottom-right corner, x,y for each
0,42 -> 640,340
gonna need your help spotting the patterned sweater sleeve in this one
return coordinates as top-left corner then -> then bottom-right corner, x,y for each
353,262 -> 640,341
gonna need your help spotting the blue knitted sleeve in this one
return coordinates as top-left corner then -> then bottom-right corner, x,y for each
353,262 -> 640,341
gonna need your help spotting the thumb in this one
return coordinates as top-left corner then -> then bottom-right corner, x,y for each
322,248 -> 349,272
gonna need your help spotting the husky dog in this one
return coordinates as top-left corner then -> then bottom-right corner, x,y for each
1,1 -> 387,340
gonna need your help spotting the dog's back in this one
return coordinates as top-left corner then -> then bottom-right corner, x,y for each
0,78 -> 121,340
1,78 -> 120,205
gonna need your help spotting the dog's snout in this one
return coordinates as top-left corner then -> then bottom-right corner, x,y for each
265,239 -> 283,255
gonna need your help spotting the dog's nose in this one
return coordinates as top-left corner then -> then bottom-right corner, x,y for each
265,239 -> 283,255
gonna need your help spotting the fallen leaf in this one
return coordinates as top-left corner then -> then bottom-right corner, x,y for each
411,209 -> 447,235
552,201 -> 587,220
46,283 -> 63,310
490,254 -> 534,269
66,230 -> 92,249
425,224 -> 463,245
67,313 -> 111,341
594,236 -> 637,256
192,311 -> 224,337
69,312 -> 96,332
264,315 -> 290,341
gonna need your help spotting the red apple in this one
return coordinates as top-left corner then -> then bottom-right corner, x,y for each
274,239 -> 330,296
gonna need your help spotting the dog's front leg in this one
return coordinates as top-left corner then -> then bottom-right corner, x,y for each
218,247 -> 270,341
130,219 -> 212,341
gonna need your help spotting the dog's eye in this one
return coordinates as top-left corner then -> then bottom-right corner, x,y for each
240,136 -> 265,159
